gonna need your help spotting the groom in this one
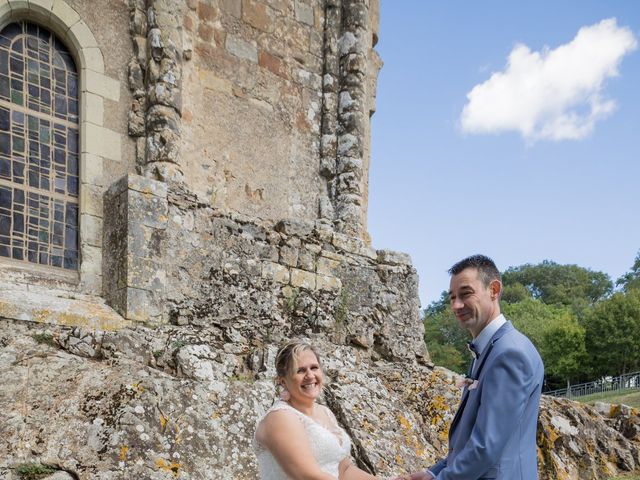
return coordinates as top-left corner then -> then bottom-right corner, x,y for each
410,255 -> 544,480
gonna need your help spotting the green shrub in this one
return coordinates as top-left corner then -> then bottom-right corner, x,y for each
16,463 -> 56,480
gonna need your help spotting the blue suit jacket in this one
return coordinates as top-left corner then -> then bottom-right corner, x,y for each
430,321 -> 544,480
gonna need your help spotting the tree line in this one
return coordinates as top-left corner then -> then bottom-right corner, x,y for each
424,252 -> 640,391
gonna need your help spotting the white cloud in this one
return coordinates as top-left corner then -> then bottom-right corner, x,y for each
460,18 -> 637,142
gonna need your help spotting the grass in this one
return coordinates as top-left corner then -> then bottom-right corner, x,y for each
572,389 -> 640,409
31,333 -> 56,348
15,463 -> 56,479
608,474 -> 640,480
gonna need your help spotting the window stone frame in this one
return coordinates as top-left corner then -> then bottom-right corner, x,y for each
0,0 -> 121,296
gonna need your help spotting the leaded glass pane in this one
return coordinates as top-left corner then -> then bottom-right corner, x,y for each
0,21 -> 79,271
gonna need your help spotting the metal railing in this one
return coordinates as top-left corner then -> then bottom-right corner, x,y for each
544,371 -> 640,399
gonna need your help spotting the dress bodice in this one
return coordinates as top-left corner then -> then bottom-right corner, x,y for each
254,400 -> 352,479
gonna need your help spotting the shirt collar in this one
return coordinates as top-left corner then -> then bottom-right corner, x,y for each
471,314 -> 506,356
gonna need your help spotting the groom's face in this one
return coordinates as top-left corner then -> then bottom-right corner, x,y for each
449,267 -> 499,338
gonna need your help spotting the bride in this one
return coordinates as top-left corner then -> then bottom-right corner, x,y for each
254,341 -> 396,480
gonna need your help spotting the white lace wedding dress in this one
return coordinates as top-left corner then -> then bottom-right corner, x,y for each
254,400 -> 352,479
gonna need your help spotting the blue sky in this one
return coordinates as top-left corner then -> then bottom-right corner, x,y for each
369,1 -> 640,306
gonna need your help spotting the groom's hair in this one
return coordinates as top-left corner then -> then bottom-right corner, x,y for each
449,254 -> 501,287
275,341 -> 321,379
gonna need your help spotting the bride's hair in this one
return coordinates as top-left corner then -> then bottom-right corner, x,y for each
275,341 -> 321,380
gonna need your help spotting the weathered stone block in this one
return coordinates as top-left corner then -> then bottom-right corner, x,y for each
316,274 -> 341,292
199,70 -> 233,94
128,257 -> 166,293
82,123 -> 121,162
261,261 -> 290,284
80,181 -> 104,215
80,212 -> 103,247
70,20 -> 98,48
28,0 -> 54,14
220,0 -> 241,17
290,268 -> 315,290
103,175 -> 168,324
377,249 -> 412,266
259,50 -> 288,78
226,35 -> 258,63
297,249 -> 315,271
125,287 -> 163,322
197,1 -> 217,21
275,219 -> 314,237
83,69 -> 120,101
82,91 -> 104,125
80,153 -> 104,187
243,0 -> 274,32
279,245 -> 299,267
51,0 -> 80,31
331,232 -> 363,254
294,0 -> 314,26
317,256 -> 341,276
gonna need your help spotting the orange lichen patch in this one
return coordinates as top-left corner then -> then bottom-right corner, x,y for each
395,413 -> 429,460
609,404 -> 621,418
32,308 -> 51,322
119,445 -> 128,461
398,415 -> 411,430
156,458 -> 181,477
439,424 -> 449,441
160,413 -> 168,429
132,382 -> 145,393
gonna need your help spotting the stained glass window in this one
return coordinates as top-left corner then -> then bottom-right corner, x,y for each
0,21 -> 79,270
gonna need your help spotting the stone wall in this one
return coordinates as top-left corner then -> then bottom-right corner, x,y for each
147,0 -> 382,237
1,0 -> 382,306
103,174 -> 427,363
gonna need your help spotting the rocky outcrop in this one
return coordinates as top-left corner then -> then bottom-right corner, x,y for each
1,320 -> 639,479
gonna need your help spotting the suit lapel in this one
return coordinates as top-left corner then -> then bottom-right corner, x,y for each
448,321 -> 514,439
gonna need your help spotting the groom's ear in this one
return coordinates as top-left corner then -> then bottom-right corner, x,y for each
489,279 -> 502,300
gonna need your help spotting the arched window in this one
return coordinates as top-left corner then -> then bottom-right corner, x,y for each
0,21 -> 79,271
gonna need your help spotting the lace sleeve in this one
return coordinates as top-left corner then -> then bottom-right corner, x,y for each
318,405 -> 348,441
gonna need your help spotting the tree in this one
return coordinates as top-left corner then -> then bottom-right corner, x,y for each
503,298 -> 586,388
616,250 -> 640,293
541,320 -> 587,387
502,261 -> 612,316
583,290 -> 640,377
501,282 -> 532,304
502,298 -> 570,346
423,296 -> 470,374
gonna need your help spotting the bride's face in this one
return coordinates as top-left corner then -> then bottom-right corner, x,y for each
283,349 -> 324,404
